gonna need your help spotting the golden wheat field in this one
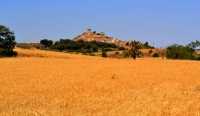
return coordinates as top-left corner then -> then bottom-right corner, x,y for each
1,48 -> 200,115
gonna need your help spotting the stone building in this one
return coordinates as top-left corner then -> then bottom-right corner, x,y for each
73,29 -> 126,47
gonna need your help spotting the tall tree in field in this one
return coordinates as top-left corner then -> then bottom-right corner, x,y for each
40,39 -> 53,48
186,40 -> 200,53
129,41 -> 142,60
0,25 -> 17,57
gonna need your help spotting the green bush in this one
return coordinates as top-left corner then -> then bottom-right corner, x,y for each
149,49 -> 153,55
2,50 -> 18,57
89,53 -> 95,56
119,47 -> 125,50
153,53 -> 159,57
123,50 -> 130,58
102,51 -> 107,57
103,48 -> 112,51
166,44 -> 194,59
194,56 -> 200,60
115,51 -> 119,55
82,52 -> 88,55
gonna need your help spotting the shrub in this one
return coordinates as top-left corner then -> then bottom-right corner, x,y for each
82,52 -> 88,55
194,56 -> 200,60
102,51 -> 107,57
89,53 -> 95,56
123,50 -> 130,58
153,53 -> 159,57
36,46 -> 40,49
166,44 -> 193,59
2,50 -> 18,57
115,51 -> 119,55
103,48 -> 112,51
149,49 -> 153,55
119,47 -> 125,50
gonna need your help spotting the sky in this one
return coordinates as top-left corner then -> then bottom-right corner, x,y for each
1,0 -> 200,47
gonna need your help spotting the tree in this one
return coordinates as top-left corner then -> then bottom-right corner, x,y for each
129,41 -> 142,60
166,41 -> 200,60
152,53 -> 159,57
119,47 -> 125,50
0,25 -> 17,57
125,42 -> 129,46
40,39 -> 53,48
186,40 -> 200,52
166,44 -> 193,59
144,42 -> 149,47
102,50 -> 107,57
91,44 -> 98,52
149,49 -> 153,55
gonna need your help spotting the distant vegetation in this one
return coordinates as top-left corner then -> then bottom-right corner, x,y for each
40,39 -> 53,48
153,53 -> 159,57
38,39 -> 200,60
40,39 -> 117,54
166,40 -> 200,60
2,24 -> 199,60
0,25 -> 17,57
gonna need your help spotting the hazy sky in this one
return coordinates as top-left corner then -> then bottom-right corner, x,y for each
1,0 -> 200,47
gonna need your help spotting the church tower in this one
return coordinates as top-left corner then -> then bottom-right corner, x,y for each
87,28 -> 91,37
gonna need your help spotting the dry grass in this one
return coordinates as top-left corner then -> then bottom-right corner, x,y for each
196,50 -> 200,55
1,48 -> 200,115
14,47 -> 97,59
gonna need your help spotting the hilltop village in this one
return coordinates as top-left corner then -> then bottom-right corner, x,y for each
73,29 -> 127,47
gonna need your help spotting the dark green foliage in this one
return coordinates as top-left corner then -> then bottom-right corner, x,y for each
187,40 -> 200,51
166,44 -> 194,60
82,52 -> 88,55
143,41 -> 154,49
91,44 -> 98,52
138,51 -> 143,58
89,53 -> 95,56
115,51 -> 119,55
2,50 -> 18,57
129,41 -> 142,60
123,41 -> 143,59
153,53 -> 159,57
194,56 -> 200,60
123,50 -> 130,58
40,39 -> 53,48
149,49 -> 153,55
144,42 -> 149,47
125,42 -> 129,46
103,48 -> 112,52
90,40 -> 117,48
166,41 -> 200,60
102,51 -> 107,57
0,25 -> 17,57
50,39 -> 117,54
119,47 -> 125,50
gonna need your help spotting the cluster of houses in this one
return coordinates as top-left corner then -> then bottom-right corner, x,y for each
17,29 -> 128,48
73,29 -> 127,47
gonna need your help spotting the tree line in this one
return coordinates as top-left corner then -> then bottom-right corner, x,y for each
1,24 -> 200,60
40,39 -> 118,53
123,40 -> 200,60
166,40 -> 200,60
